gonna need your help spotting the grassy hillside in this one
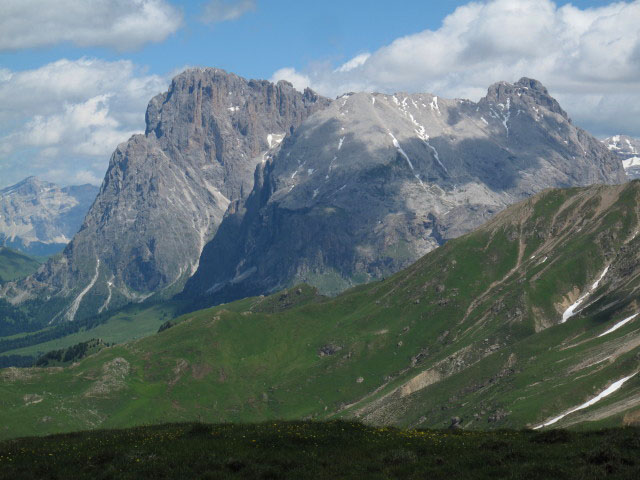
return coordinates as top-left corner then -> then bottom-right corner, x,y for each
2,421 -> 639,479
0,301 -> 182,358
2,182 -> 640,439
0,248 -> 44,341
0,247 -> 41,283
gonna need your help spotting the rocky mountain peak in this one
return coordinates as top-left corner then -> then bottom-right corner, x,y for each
2,177 -> 48,195
482,77 -> 569,121
184,78 -> 625,306
143,67 -> 329,200
16,176 -> 40,186
515,77 -> 547,92
605,134 -> 639,155
1,68 -> 331,322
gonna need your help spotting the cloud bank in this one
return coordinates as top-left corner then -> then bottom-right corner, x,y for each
0,58 -> 168,187
0,0 -> 182,51
272,0 -> 640,137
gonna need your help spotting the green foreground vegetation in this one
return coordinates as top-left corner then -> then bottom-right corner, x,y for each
1,421 -> 639,479
3,183 -> 640,439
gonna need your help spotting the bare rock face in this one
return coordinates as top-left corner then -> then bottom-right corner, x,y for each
185,78 -> 626,304
2,68 -> 329,322
0,177 -> 98,256
603,135 -> 640,179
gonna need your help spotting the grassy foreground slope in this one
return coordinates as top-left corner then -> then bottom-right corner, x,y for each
0,247 -> 41,283
3,182 -> 640,438
2,422 -> 639,480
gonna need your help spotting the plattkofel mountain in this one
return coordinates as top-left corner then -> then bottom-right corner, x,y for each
186,77 -> 625,305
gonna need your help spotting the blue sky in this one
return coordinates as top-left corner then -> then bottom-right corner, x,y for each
0,0 -> 638,187
0,0 -> 620,79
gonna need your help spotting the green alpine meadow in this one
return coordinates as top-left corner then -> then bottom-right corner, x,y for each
0,248 -> 41,285
3,182 -> 640,441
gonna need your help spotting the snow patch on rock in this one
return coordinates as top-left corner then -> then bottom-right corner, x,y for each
534,372 -> 637,429
562,266 -> 609,323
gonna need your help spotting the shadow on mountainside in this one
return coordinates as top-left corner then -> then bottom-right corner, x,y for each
180,125 -> 563,311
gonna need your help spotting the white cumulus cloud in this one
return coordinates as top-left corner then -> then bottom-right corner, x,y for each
0,58 -> 169,188
273,0 -> 640,137
270,68 -> 312,92
201,0 -> 256,24
334,53 -> 371,73
0,0 -> 182,51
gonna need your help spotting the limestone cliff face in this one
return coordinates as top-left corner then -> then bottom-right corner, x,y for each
1,68 -> 329,322
185,78 -> 627,304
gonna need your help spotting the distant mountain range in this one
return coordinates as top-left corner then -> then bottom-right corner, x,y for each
0,177 -> 98,257
603,135 -> 640,179
0,70 -> 627,328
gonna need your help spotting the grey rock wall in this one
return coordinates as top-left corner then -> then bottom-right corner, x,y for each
185,78 -> 626,304
1,68 -> 329,322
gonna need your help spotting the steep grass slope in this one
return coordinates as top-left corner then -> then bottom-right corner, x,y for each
2,182 -> 640,439
0,301 -> 182,359
0,248 -> 43,341
0,248 -> 41,283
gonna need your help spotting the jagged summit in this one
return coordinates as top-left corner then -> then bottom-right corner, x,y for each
0,68 -> 330,324
515,77 -> 547,91
1,176 -> 55,194
482,77 -> 569,121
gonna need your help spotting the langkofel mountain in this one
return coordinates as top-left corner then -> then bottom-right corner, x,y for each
0,72 -> 626,325
0,177 -> 98,256
1,69 -> 329,323
186,78 -> 626,305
